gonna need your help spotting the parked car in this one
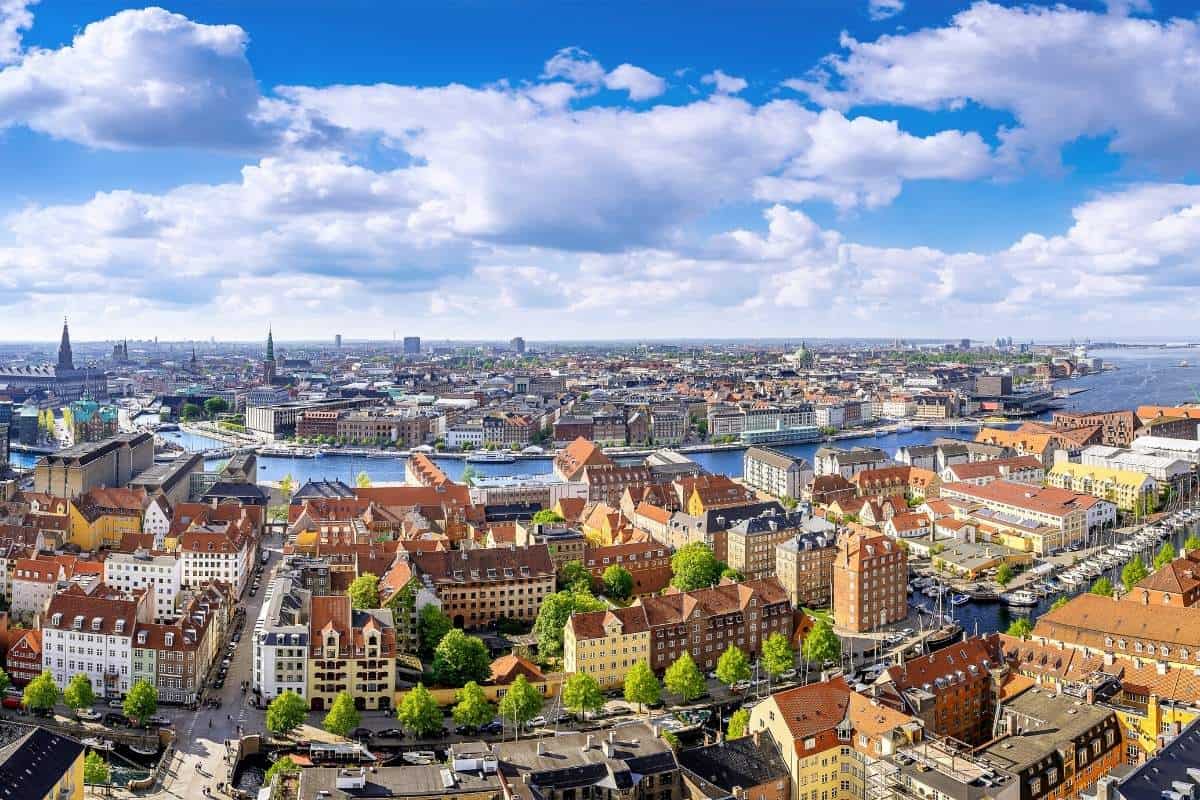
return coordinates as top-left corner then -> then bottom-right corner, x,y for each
730,680 -> 752,693
525,715 -> 547,728
479,721 -> 503,735
454,725 -> 477,736
1,696 -> 21,710
102,712 -> 127,726
108,699 -> 125,708
76,708 -> 102,721
378,728 -> 405,739
420,726 -> 449,739
148,715 -> 172,726
350,727 -> 373,740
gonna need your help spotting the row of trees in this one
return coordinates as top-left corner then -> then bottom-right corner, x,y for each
19,670 -> 158,723
179,397 -> 229,421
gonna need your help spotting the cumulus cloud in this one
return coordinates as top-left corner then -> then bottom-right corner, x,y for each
0,0 -> 34,65
701,69 -> 747,95
791,2 -> 1200,171
868,0 -> 904,21
604,63 -> 667,101
541,46 -> 666,100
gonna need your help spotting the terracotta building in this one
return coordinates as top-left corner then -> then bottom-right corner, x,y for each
410,544 -> 555,630
774,530 -> 839,609
832,529 -> 907,632
583,541 -> 672,596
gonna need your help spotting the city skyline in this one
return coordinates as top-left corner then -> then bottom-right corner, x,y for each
2,1 -> 1200,339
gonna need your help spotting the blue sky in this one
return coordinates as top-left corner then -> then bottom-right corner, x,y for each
1,0 -> 1200,342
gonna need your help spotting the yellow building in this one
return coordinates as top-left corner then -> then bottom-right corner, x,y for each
67,486 -> 146,550
0,728 -> 85,800
308,595 -> 397,712
562,605 -> 650,689
1046,461 -> 1156,512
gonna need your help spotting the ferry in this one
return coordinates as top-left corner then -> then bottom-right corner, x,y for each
1001,590 -> 1039,607
465,452 -> 517,464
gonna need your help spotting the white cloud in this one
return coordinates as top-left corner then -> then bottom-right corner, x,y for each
604,63 -> 666,101
868,0 -> 904,21
0,0 -> 34,65
701,69 -> 748,95
792,2 -> 1200,171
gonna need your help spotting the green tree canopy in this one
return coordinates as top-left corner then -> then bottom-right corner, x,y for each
0,667 -> 10,696
533,589 -> 606,658
1123,554 -> 1149,591
180,402 -> 202,421
64,673 -> 96,710
557,560 -> 592,592
720,566 -> 745,581
265,756 -> 300,786
661,730 -> 681,751
397,683 -> 442,736
452,681 -> 496,730
664,652 -> 706,702
532,509 -> 566,525
1050,595 -> 1070,611
123,679 -> 158,725
418,604 -> 453,658
801,619 -> 842,665
1006,618 -> 1033,639
1090,576 -> 1114,597
323,691 -> 362,737
348,573 -> 380,609
601,565 -> 633,600
1184,532 -> 1200,552
624,661 -> 661,712
22,670 -> 58,713
266,690 -> 308,736
562,672 -> 605,718
356,471 -> 373,488
995,563 -> 1015,587
278,473 -> 295,502
497,674 -> 543,737
203,397 -> 229,417
1155,542 -> 1177,571
715,645 -> 751,688
431,629 -> 492,687
83,751 -> 111,785
727,708 -> 750,740
670,542 -> 722,591
761,632 -> 795,678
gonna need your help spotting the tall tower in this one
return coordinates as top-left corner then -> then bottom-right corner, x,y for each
263,328 -> 276,384
57,317 -> 74,373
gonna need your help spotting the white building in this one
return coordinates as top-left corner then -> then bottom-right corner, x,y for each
142,496 -> 172,549
41,584 -> 150,699
10,558 -> 62,620
252,576 -> 311,702
445,424 -> 484,449
1129,435 -> 1200,465
1081,445 -> 1191,483
104,550 -> 183,622
743,446 -> 812,499
179,517 -> 255,595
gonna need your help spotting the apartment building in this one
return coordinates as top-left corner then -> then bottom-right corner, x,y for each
650,408 -> 686,445
641,578 -> 792,672
177,504 -> 256,594
940,455 -> 1045,486
813,446 -> 891,478
253,575 -> 311,703
582,541 -> 672,597
6,628 -> 42,686
1081,445 -> 1191,484
833,530 -> 907,633
563,605 -> 650,689
774,530 -> 839,609
1046,462 -> 1156,513
726,508 -> 833,580
132,589 -> 225,704
104,549 -> 182,622
743,447 -> 812,500
410,545 -> 556,630
1053,409 -> 1140,447
939,481 -> 1098,554
308,595 -> 397,711
41,583 -> 152,699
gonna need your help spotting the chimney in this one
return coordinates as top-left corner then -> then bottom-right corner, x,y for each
752,729 -> 761,747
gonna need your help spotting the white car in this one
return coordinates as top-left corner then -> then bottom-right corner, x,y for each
730,680 -> 752,693
525,715 -> 547,728
76,708 -> 102,721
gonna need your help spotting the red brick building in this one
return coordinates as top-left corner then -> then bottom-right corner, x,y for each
5,628 -> 41,687
832,529 -> 907,632
583,542 -> 672,596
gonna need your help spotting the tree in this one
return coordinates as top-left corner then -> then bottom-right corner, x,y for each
1123,554 -> 1149,591
727,708 -> 750,740
1185,533 -> 1200,552
1155,542 -> 1177,571
562,672 -> 605,718
264,756 -> 300,785
498,674 -> 543,737
533,589 -> 606,659
720,566 -> 744,581
418,604 -> 453,658
558,560 -> 592,592
532,509 -> 566,525
715,645 -> 751,688
624,661 -> 661,712
266,690 -> 308,736
801,619 -> 842,665
995,563 -> 1015,587
670,542 -> 721,591
323,691 -> 362,737
602,565 -> 633,600
278,473 -> 295,503
64,673 -> 96,710
180,402 -> 202,422
348,573 -> 380,609
22,670 -> 59,713
0,667 -> 12,696
203,397 -> 229,417
452,682 -> 495,730
431,629 -> 491,687
84,751 -> 111,785
356,471 -> 372,488
460,465 -> 480,486
1007,618 -> 1033,639
1050,595 -> 1070,611
661,730 -> 681,751
664,652 -> 706,702
397,683 -> 442,736
1090,577 -> 1115,597
761,632 -> 794,678
123,679 -> 158,726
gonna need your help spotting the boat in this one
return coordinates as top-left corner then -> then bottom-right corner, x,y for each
1180,360 -> 1190,368
465,452 -> 517,464
127,742 -> 158,756
895,424 -> 914,434
950,594 -> 970,607
1001,590 -> 1039,607
401,751 -> 436,765
81,738 -> 115,751
366,451 -> 396,459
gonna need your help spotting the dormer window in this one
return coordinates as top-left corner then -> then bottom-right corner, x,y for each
52,613 -> 62,626
91,618 -> 102,631
115,620 -> 125,634
165,632 -> 174,647
137,631 -> 147,644
73,615 -> 84,630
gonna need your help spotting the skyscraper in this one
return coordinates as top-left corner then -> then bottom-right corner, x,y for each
403,336 -> 421,355
510,336 -> 526,354
334,334 -> 342,349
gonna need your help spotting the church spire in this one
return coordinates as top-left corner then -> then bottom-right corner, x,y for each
266,327 -> 275,361
57,316 -> 74,372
